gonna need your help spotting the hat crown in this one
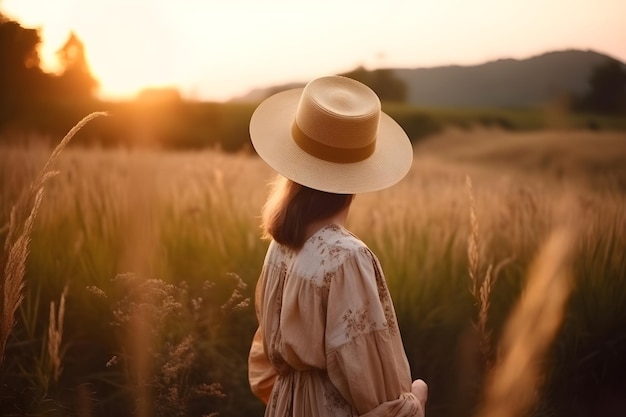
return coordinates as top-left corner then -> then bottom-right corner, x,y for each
294,76 -> 380,155
248,75 -> 413,194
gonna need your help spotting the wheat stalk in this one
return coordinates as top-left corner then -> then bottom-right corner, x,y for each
478,229 -> 573,417
0,187 -> 45,361
37,112 -> 108,188
466,176 -> 481,297
466,175 -> 497,365
0,112 -> 108,364
48,284 -> 68,383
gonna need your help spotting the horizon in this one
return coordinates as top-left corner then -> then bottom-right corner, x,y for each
3,0 -> 625,102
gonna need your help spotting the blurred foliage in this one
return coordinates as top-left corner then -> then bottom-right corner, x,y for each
575,58 -> 626,115
3,98 -> 626,152
0,14 -> 98,128
340,66 -> 408,102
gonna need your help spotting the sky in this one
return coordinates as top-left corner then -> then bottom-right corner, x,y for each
2,0 -> 625,102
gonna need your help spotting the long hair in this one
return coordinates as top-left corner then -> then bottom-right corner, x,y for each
261,176 -> 353,250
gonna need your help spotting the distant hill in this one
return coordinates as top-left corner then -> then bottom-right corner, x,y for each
234,49 -> 622,108
395,49 -> 620,107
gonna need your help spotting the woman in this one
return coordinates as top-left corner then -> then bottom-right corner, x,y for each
248,75 -> 427,417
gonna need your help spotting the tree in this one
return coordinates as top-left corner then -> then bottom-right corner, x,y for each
340,66 -> 408,102
0,15 -> 99,133
54,32 -> 99,101
577,59 -> 626,115
0,14 -> 49,109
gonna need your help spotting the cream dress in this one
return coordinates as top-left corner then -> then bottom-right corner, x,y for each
248,224 -> 424,417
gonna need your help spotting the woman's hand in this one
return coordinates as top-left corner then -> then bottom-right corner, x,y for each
411,379 -> 428,409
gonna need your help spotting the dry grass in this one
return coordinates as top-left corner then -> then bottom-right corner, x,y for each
48,284 -> 68,383
477,228 -> 573,417
1,187 -> 44,361
466,175 -> 517,368
412,128 -> 626,192
466,175 -> 494,366
466,168 -> 579,417
0,127 -> 623,416
0,112 -> 108,363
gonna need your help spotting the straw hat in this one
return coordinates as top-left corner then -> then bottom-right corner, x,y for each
249,75 -> 413,194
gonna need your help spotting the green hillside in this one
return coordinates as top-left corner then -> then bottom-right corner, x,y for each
394,49 -> 621,107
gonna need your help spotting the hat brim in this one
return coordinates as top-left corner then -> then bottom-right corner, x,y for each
249,88 -> 413,194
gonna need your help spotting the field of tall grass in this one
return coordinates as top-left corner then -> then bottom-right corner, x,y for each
1,117 -> 625,417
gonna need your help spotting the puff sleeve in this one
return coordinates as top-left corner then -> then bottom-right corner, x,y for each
325,247 -> 424,417
248,269 -> 278,404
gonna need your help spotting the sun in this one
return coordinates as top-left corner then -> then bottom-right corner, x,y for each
2,0 -> 390,101
64,4 -> 189,100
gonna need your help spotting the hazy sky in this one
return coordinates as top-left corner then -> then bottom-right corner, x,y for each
3,0 -> 625,101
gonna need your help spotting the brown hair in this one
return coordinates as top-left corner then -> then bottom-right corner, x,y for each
261,176 -> 353,250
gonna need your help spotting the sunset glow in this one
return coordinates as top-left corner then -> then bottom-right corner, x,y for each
3,0 -> 626,101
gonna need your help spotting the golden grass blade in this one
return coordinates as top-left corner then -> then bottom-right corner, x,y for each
36,112 -> 108,189
466,175 -> 498,365
477,228 -> 573,417
0,112 -> 108,364
48,284 -> 68,383
466,175 -> 480,297
2,206 -> 17,253
0,187 -> 45,361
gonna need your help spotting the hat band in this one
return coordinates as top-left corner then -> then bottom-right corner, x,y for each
291,123 -> 376,164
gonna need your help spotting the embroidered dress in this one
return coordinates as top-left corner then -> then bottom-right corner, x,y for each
249,224 -> 424,417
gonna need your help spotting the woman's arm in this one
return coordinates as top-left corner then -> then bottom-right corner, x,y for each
325,247 -> 426,416
248,326 -> 278,404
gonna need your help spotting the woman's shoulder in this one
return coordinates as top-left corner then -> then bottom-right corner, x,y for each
264,224 -> 372,270
304,224 -> 369,260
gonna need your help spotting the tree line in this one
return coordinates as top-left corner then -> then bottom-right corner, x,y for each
0,12 -> 624,144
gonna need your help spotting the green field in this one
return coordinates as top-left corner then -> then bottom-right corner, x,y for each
4,99 -> 626,151
1,124 -> 625,417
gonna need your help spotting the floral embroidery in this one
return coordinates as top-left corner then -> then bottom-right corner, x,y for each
274,262 -> 287,315
322,271 -> 333,289
268,261 -> 293,376
322,373 -> 353,416
360,247 -> 399,336
342,303 -> 378,341
268,334 -> 291,376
